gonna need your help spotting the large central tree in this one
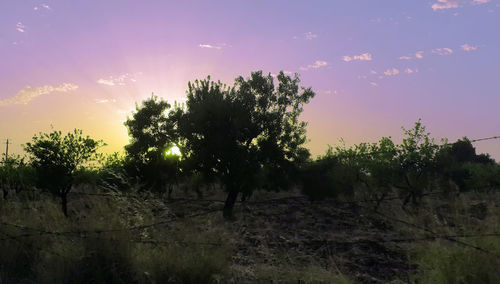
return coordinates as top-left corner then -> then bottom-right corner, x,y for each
177,71 -> 315,217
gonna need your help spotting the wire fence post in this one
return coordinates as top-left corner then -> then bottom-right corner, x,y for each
5,139 -> 9,160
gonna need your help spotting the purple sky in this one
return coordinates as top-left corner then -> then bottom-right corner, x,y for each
1,0 -> 499,159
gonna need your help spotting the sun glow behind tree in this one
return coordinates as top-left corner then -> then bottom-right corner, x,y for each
165,145 -> 182,157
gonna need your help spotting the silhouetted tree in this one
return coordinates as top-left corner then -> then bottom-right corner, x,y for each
24,129 -> 104,216
176,71 -> 315,218
124,95 -> 182,195
450,138 -> 476,163
125,94 -> 175,162
436,137 -> 496,192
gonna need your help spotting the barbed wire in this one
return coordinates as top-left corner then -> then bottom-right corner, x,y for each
470,136 -> 500,143
0,206 -> 220,241
372,209 -> 500,257
2,217 -> 500,254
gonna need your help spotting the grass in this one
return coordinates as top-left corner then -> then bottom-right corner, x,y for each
0,188 -> 232,283
410,241 -> 500,284
377,192 -> 500,283
2,184 -> 499,283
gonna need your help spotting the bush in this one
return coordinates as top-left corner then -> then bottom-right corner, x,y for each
300,155 -> 356,201
0,156 -> 36,199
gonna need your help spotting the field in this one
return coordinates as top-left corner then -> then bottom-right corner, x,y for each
1,184 -> 499,283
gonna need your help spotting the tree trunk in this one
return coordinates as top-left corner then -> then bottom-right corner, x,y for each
223,189 -> 239,219
61,192 -> 68,217
2,188 -> 8,200
167,184 -> 173,199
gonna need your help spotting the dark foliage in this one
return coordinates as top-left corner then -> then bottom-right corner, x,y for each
24,129 -> 104,216
176,71 -> 315,217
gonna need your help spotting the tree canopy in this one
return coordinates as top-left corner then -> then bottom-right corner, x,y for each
176,71 -> 315,217
124,94 -> 183,195
124,94 -> 176,162
24,129 -> 104,216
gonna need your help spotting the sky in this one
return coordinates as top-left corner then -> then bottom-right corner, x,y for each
1,0 -> 499,160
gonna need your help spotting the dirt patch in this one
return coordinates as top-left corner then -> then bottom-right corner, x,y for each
166,196 -> 411,282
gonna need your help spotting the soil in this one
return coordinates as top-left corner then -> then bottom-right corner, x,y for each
166,195 -> 412,283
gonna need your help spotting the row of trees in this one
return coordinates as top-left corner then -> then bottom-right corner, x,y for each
301,120 -> 499,207
1,71 -> 315,218
1,71 -> 499,218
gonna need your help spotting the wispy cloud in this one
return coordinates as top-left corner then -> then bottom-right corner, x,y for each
343,53 -> 372,62
384,68 -> 400,76
300,60 -> 328,71
304,32 -> 317,40
432,0 -> 490,11
432,0 -> 460,11
95,98 -> 117,104
0,83 -> 78,107
432,47 -> 454,55
322,90 -> 339,95
415,51 -> 424,59
34,4 -> 51,11
461,44 -> 479,51
97,73 -> 142,86
16,22 -> 26,33
370,82 -> 378,87
404,68 -> 419,74
198,43 -> 226,50
399,56 -> 412,60
472,0 -> 491,5
292,32 -> 318,40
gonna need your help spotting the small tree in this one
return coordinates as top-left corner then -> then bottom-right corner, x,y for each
24,129 -> 104,216
177,71 -> 315,218
395,119 -> 439,205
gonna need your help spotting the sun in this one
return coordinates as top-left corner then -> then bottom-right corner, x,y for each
165,145 -> 182,157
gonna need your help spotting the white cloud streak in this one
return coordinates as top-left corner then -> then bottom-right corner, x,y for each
461,44 -> 479,51
343,53 -> 373,62
432,0 -> 460,11
97,73 -> 142,86
472,0 -> 491,5
432,0 -> 490,11
199,43 -> 225,50
300,60 -> 328,70
384,68 -> 400,76
34,4 -> 51,11
16,22 -> 25,33
304,32 -> 317,40
415,51 -> 424,59
0,83 -> 78,107
404,68 -> 416,74
95,98 -> 117,104
432,47 -> 454,55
